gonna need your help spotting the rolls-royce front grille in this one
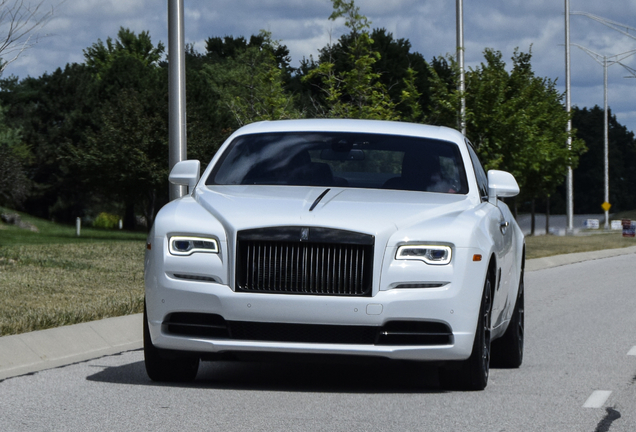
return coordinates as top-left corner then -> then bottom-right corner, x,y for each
236,227 -> 374,296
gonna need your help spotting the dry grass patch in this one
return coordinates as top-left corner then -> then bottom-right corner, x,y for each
525,231 -> 636,259
0,241 -> 144,336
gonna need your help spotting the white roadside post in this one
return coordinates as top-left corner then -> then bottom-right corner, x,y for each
76,217 -> 81,237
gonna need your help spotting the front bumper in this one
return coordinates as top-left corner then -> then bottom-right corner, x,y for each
145,246 -> 487,362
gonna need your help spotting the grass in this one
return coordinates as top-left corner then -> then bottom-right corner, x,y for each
0,242 -> 145,336
0,206 -> 635,336
525,231 -> 635,259
1,207 -> 146,336
0,207 -> 147,246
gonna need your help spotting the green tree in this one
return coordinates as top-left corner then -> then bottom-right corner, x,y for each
182,45 -> 231,166
0,102 -> 30,208
426,55 -> 464,128
470,50 -> 584,212
73,28 -> 168,229
203,31 -> 300,127
305,27 -> 430,121
0,64 -> 97,221
572,106 -> 636,213
303,0 -> 411,120
205,34 -> 293,81
79,87 -> 168,228
429,48 -> 586,231
83,27 -> 164,79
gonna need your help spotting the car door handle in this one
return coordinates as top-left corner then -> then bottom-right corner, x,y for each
500,220 -> 509,234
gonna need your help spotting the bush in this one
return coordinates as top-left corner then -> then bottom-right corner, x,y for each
93,212 -> 120,229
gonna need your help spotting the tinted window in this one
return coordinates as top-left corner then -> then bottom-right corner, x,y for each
208,132 -> 469,194
467,142 -> 488,200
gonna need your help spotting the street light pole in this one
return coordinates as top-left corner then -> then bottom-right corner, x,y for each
168,0 -> 187,200
565,0 -> 574,234
456,0 -> 466,136
569,11 -> 636,229
603,56 -> 609,229
571,44 -> 636,229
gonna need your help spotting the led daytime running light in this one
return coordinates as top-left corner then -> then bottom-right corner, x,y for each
396,245 -> 452,265
169,236 -> 219,256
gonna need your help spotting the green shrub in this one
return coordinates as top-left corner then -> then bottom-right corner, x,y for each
93,212 -> 120,229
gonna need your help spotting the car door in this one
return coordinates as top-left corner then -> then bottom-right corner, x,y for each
467,143 -> 510,328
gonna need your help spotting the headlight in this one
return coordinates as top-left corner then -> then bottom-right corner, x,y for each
395,245 -> 452,265
169,236 -> 219,256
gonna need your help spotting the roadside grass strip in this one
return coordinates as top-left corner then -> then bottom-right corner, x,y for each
0,241 -> 145,336
525,232 -> 636,260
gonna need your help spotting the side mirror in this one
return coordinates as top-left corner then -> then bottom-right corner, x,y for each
487,170 -> 519,199
169,160 -> 201,194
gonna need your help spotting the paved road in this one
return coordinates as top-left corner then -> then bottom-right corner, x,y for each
0,253 -> 635,431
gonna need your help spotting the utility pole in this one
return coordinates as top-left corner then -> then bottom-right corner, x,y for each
565,0 -> 574,234
456,0 -> 466,136
168,0 -> 187,200
603,55 -> 609,230
571,44 -> 636,229
569,11 -> 636,228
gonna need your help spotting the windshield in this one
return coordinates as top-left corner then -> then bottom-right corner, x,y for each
207,132 -> 468,194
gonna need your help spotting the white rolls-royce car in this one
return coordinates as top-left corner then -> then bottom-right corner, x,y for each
144,119 -> 525,390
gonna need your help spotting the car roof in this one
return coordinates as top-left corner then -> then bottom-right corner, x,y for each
231,119 -> 465,144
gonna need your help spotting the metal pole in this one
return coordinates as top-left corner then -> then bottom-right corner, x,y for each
565,0 -> 574,234
571,45 -> 636,232
603,56 -> 609,229
168,0 -> 187,200
456,0 -> 466,135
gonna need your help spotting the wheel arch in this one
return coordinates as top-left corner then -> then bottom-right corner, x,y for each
487,253 -> 497,299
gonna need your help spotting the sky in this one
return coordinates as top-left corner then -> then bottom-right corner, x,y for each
4,0 -> 636,133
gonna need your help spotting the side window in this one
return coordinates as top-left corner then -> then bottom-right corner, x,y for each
467,142 -> 488,201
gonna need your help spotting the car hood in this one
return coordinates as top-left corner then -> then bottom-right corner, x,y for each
194,185 -> 475,244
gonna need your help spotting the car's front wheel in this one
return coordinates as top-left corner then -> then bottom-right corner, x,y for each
144,306 -> 199,382
440,277 -> 492,391
491,276 -> 524,368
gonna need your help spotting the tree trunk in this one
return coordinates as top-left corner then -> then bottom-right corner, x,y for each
144,189 -> 156,232
530,199 -> 535,236
123,202 -> 136,230
545,195 -> 550,235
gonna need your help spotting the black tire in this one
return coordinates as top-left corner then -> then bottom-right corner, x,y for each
440,277 -> 492,391
144,307 -> 199,382
491,277 -> 524,368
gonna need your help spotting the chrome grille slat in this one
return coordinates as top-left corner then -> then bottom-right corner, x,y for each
236,228 -> 373,297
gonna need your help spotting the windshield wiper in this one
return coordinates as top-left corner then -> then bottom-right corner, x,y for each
309,188 -> 331,211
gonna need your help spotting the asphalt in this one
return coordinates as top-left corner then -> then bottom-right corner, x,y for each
1,245 -> 635,381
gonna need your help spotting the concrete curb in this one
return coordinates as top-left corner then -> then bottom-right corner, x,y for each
1,245 -> 634,380
0,314 -> 142,380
